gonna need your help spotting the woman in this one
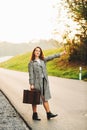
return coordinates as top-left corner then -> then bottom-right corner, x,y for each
28,46 -> 66,121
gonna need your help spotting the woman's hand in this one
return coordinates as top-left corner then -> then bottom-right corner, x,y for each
60,50 -> 66,56
30,85 -> 34,90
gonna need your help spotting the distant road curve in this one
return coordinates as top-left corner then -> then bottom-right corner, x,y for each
0,56 -> 13,63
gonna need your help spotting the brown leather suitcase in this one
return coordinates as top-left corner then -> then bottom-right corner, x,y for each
23,89 -> 41,105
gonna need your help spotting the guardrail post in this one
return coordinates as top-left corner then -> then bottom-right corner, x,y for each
79,67 -> 82,80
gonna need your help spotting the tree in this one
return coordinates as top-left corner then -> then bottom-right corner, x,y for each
66,0 -> 87,64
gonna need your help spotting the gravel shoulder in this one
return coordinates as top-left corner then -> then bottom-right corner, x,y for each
0,91 -> 31,130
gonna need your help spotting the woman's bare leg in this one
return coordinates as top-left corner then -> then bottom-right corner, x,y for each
32,104 -> 37,113
43,101 -> 50,112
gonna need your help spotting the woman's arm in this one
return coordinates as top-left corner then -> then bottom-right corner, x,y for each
44,50 -> 66,62
28,61 -> 34,89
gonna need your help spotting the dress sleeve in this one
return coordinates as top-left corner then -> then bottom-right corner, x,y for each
44,53 -> 60,62
28,61 -> 34,85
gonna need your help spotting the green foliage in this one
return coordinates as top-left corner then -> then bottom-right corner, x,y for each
66,0 -> 87,64
67,36 -> 87,64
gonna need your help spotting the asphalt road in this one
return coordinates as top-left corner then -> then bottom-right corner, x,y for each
0,68 -> 87,130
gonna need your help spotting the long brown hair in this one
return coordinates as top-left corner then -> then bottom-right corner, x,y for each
30,47 -> 44,61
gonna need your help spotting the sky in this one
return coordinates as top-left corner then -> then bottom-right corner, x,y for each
0,0 -> 78,43
0,0 -> 58,43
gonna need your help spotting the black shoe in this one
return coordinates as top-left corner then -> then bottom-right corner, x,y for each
47,112 -> 58,120
32,112 -> 41,121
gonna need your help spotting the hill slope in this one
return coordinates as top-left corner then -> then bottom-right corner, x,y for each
0,48 -> 87,81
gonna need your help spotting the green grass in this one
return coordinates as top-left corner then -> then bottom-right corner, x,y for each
47,59 -> 80,79
0,48 -> 87,81
0,52 -> 31,72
